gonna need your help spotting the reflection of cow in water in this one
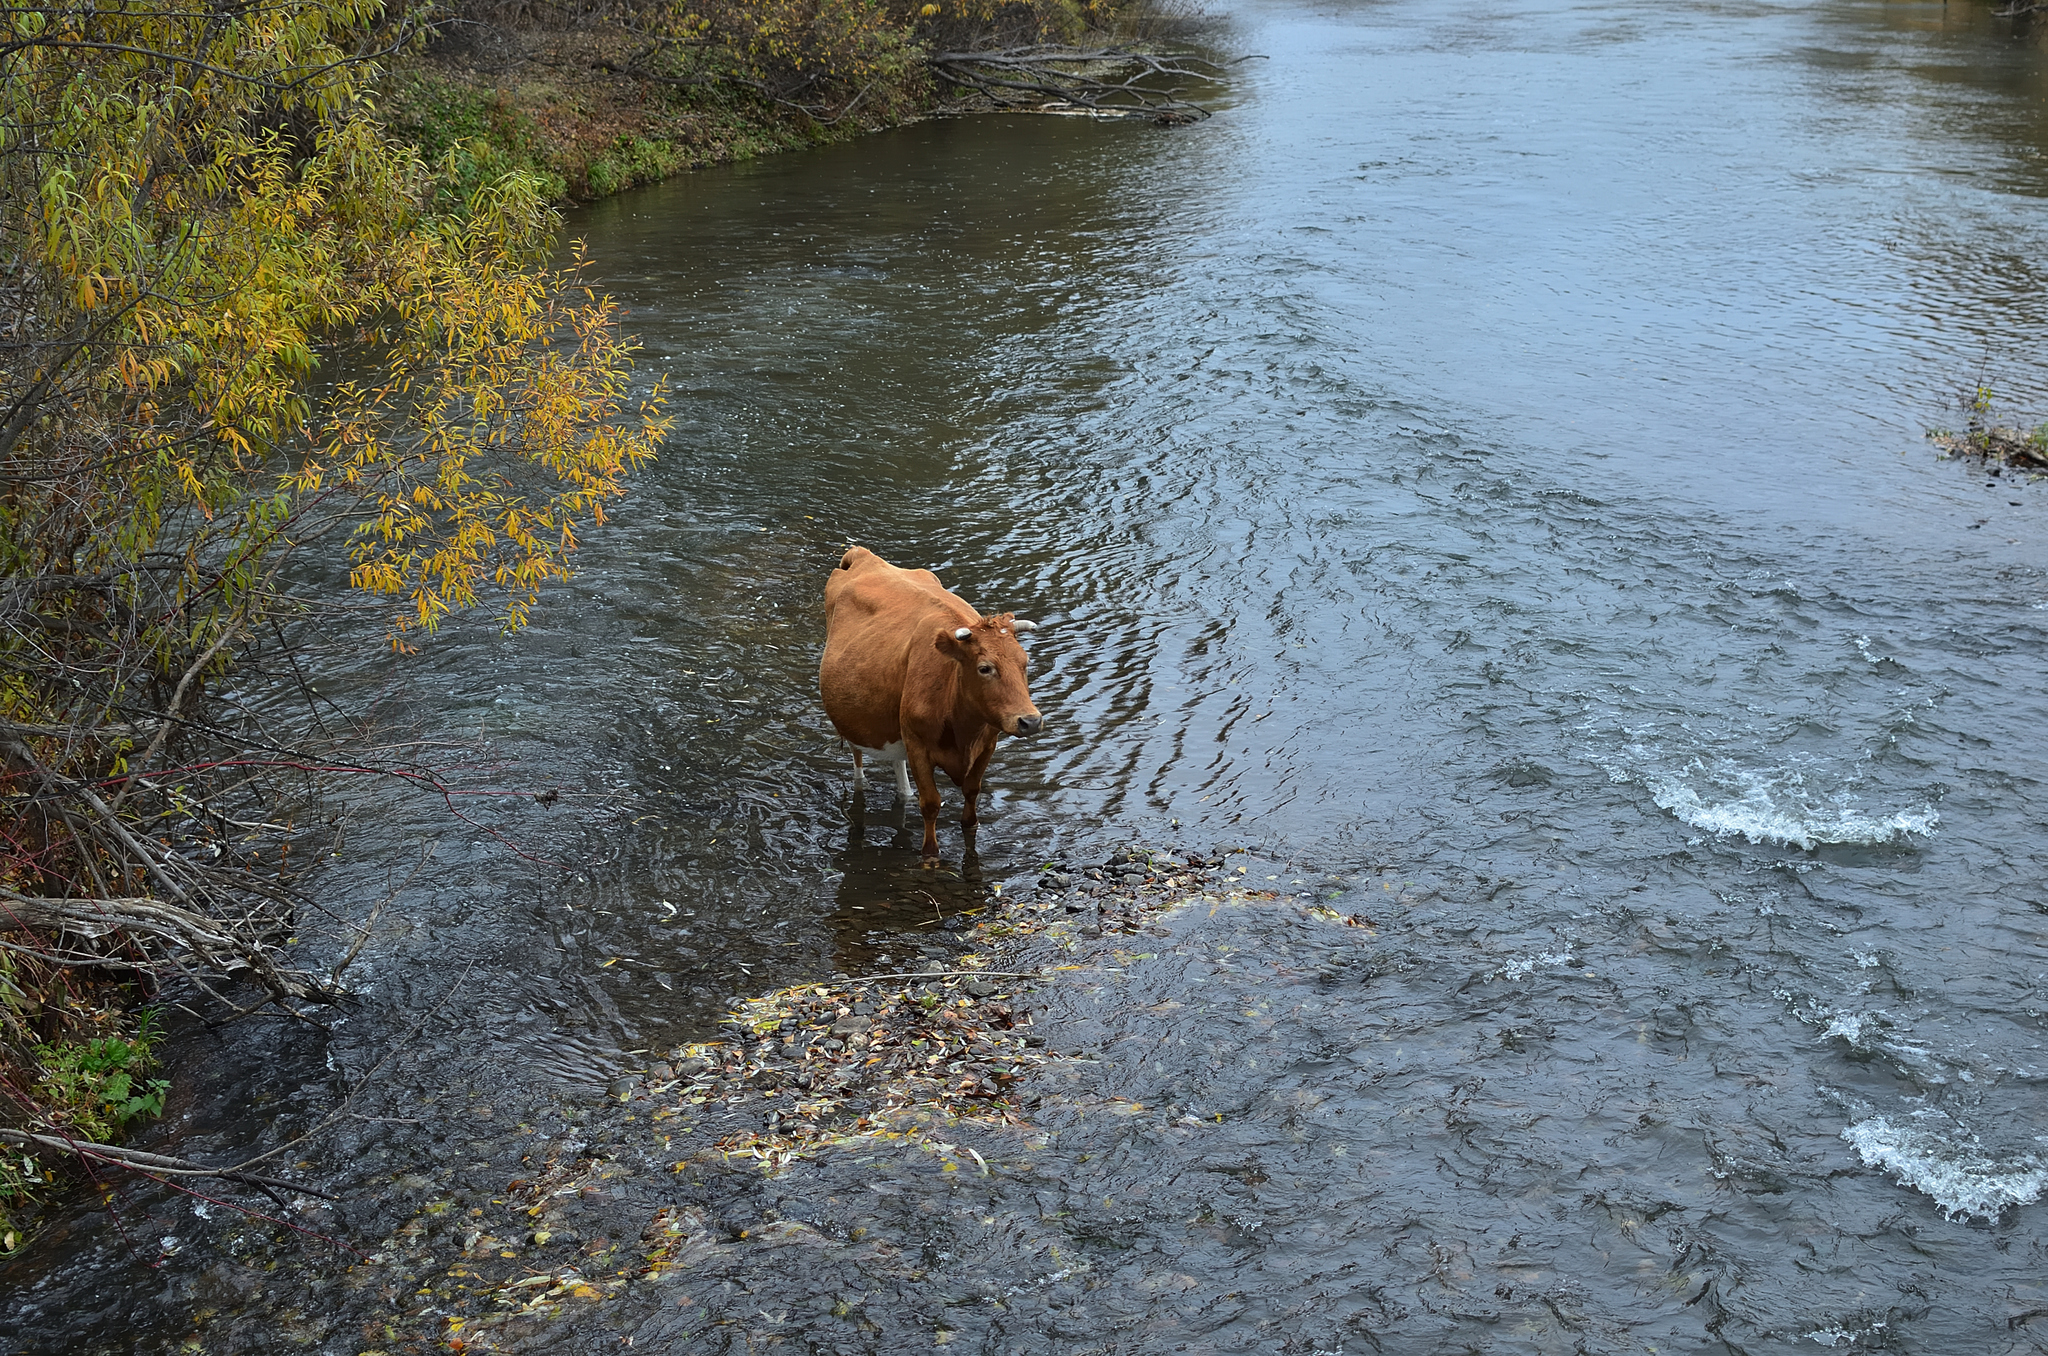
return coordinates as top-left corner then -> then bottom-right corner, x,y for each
819,547 -> 1044,863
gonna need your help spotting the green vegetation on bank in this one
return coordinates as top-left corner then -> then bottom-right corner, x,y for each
0,967 -> 165,1251
377,0 -> 1215,203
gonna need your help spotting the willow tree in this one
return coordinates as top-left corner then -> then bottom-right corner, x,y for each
0,0 -> 667,1197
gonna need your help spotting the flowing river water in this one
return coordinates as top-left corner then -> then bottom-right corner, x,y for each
10,0 -> 2048,1351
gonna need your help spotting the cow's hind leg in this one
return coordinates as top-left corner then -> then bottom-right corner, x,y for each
850,746 -> 867,791
850,742 -> 912,805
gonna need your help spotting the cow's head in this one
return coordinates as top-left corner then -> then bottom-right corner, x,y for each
935,614 -> 1043,737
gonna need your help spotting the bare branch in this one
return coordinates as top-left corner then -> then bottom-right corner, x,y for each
927,44 -> 1226,118
0,1127 -> 340,1201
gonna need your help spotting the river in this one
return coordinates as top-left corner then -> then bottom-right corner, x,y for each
6,0 -> 2048,1352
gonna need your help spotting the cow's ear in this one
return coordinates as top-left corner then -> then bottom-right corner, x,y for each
935,626 -> 974,660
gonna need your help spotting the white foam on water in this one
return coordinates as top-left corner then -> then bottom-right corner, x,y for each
1798,998 -> 1952,1084
1821,1013 -> 1863,1044
1641,759 -> 1938,850
1806,1321 -> 1886,1347
1486,950 -> 1575,983
1842,1114 -> 2048,1220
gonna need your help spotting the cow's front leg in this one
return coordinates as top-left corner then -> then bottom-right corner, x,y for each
907,750 -> 944,864
959,746 -> 994,854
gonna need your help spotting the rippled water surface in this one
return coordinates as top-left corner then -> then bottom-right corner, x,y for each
10,0 -> 2048,1351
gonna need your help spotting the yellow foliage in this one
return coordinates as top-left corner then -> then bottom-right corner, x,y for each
1,0 -> 670,654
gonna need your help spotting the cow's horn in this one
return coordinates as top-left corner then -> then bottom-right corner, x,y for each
954,627 -> 973,640
1011,619 -> 1037,634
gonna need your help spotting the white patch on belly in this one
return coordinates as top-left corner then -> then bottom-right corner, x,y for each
853,741 -> 911,799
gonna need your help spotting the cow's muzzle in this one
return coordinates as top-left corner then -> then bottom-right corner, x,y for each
1012,714 -> 1044,736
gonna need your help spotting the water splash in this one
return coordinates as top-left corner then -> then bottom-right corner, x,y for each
1842,1115 -> 2048,1220
1643,759 -> 1938,850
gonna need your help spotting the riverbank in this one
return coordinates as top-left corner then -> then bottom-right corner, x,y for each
377,1 -> 1219,205
378,22 -> 916,206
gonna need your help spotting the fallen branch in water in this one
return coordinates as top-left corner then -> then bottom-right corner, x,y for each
0,888 -> 321,1006
928,44 -> 1231,118
844,968 -> 1047,983
0,1127 -> 340,1206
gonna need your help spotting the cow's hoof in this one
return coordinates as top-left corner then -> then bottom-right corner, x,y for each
921,857 -> 941,870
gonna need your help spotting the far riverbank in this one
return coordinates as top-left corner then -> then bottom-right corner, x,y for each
379,0 -> 1220,205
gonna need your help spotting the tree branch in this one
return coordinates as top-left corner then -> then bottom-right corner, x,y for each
0,1127 -> 341,1203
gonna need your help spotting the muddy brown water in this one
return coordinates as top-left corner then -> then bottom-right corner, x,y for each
9,0 -> 2048,1351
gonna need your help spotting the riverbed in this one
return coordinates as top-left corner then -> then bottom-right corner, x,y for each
6,0 -> 2048,1352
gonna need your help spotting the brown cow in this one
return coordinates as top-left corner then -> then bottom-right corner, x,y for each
819,546 -> 1044,863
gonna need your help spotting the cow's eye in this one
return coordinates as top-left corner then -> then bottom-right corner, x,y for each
978,663 -> 996,677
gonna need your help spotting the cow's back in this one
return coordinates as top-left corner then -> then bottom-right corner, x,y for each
824,547 -> 950,627
821,548 -> 973,748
